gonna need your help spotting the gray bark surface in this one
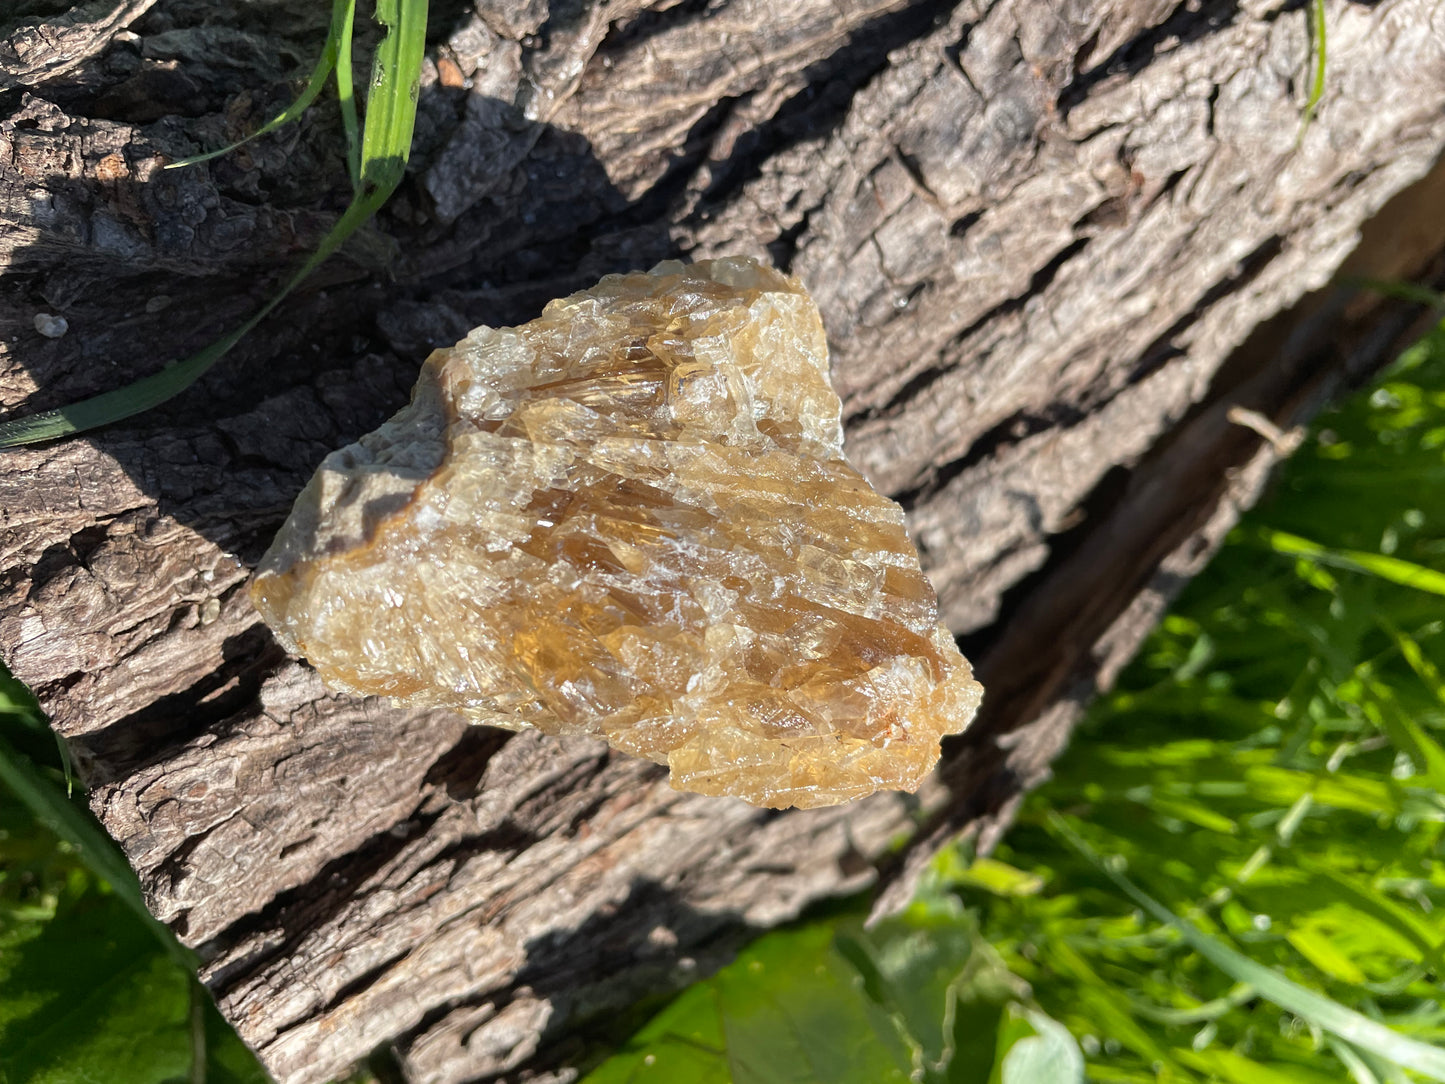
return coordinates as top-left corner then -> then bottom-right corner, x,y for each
3,1 -> 1445,1080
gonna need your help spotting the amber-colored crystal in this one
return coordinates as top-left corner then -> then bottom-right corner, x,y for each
251,258 -> 981,808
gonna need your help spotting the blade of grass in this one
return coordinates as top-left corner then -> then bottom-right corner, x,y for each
1368,690 -> 1445,792
1383,620 -> 1445,707
0,0 -> 428,449
1297,862 -> 1445,974
357,0 -> 428,197
166,0 -> 355,169
1261,529 -> 1445,597
1049,812 -> 1445,1081
335,0 -> 361,192
1306,0 -> 1323,140
1306,1 -> 1323,120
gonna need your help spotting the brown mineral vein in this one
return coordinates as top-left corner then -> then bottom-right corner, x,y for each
251,258 -> 981,808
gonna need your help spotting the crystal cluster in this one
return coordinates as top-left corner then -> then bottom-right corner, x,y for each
251,258 -> 981,808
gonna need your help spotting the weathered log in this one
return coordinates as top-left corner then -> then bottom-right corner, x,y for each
3,1 -> 1445,1081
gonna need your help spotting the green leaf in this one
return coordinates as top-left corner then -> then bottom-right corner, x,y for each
1295,862 -> 1445,973
1260,529 -> 1445,597
995,1006 -> 1085,1084
1179,1047 -> 1347,1084
0,879 -> 193,1084
1244,764 -> 1401,818
581,924 -> 914,1084
0,0 -> 428,448
1285,925 -> 1368,985
0,857 -> 264,1083
937,855 -> 1046,898
334,0 -> 361,191
0,674 -> 269,1083
841,893 -> 1024,1081
358,0 -> 428,198
0,732 -> 189,969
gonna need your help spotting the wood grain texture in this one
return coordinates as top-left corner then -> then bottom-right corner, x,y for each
3,0 -> 1445,1080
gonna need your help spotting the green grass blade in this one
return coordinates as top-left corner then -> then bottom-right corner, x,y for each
1303,0 -> 1327,124
1371,692 -> 1445,792
1298,862 -> 1445,974
1383,620 -> 1445,707
0,731 -> 194,970
165,0 -> 355,170
0,200 -> 366,447
1050,813 -> 1445,1081
0,0 -> 427,449
335,0 -> 361,192
359,0 -> 428,196
1261,529 -> 1445,597
0,316 -> 266,446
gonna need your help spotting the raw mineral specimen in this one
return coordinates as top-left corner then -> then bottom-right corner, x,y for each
251,257 -> 982,808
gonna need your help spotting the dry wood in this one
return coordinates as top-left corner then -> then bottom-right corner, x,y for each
3,1 -> 1445,1080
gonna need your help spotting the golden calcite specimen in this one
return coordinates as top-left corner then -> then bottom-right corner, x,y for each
251,257 -> 981,808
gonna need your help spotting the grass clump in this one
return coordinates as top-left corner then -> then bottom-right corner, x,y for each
961,321 -> 1445,1082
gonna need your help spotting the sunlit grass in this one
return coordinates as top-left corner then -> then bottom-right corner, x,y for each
963,321 -> 1445,1082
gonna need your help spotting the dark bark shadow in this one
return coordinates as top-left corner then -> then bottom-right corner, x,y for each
385,875 -> 762,1082
0,2 -> 678,574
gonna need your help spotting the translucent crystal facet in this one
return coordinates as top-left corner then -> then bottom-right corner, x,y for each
251,258 -> 982,808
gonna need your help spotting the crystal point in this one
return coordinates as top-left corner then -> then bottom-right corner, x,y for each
251,258 -> 981,808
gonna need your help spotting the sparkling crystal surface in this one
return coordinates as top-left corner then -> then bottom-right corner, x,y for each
251,257 -> 981,808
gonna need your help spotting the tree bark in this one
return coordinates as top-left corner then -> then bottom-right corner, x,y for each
3,1 -> 1445,1081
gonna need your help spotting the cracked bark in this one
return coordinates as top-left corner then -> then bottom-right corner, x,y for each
3,1 -> 1445,1081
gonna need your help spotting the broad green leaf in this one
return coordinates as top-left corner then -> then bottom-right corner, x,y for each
581,923 -> 913,1084
841,892 -> 1026,1081
0,733 -> 187,968
0,895 -> 190,1084
995,1006 -> 1084,1084
585,888 -> 1028,1084
0,875 -> 265,1084
0,679 -> 268,1083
